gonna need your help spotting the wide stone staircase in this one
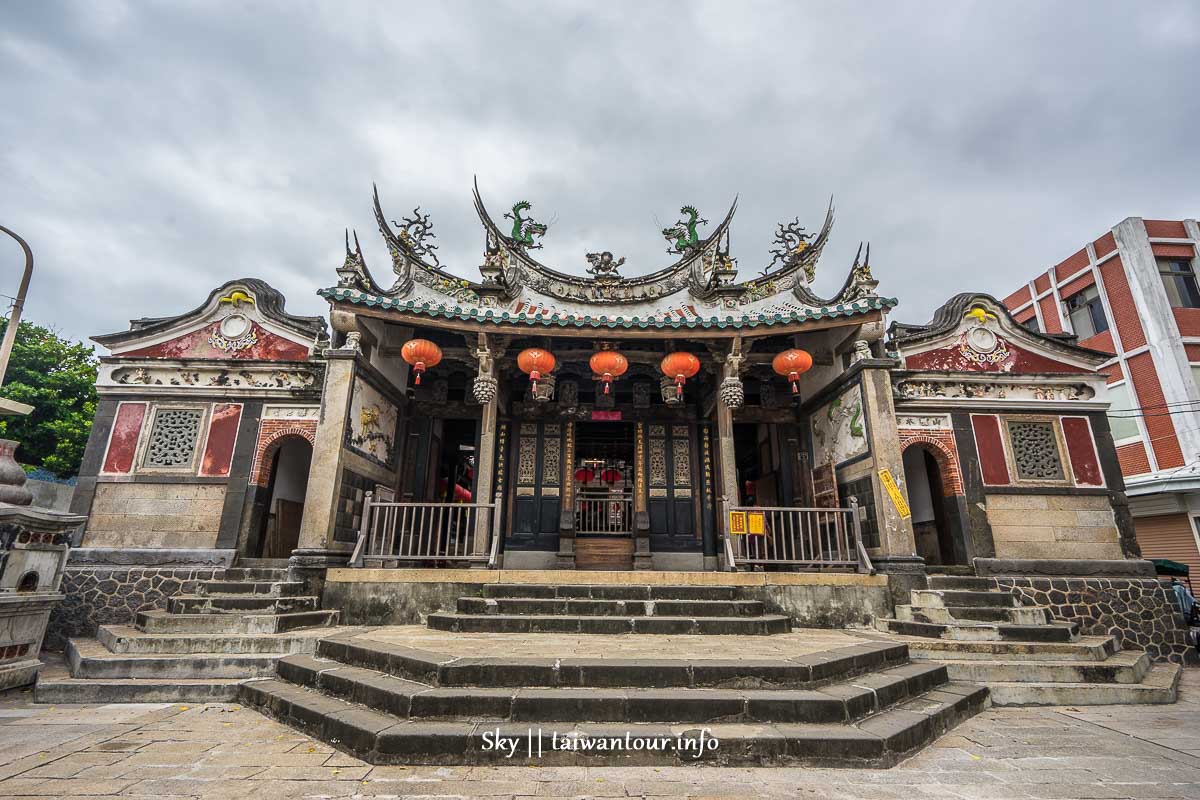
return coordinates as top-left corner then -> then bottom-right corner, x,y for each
36,566 -> 342,703
426,583 -> 792,635
874,575 -> 1181,705
239,582 -> 990,767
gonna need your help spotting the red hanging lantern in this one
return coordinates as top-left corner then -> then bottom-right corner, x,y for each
660,351 -> 701,398
600,468 -> 622,484
589,349 -> 628,395
574,467 -> 595,484
772,348 -> 813,395
401,338 -> 443,386
517,347 -> 556,391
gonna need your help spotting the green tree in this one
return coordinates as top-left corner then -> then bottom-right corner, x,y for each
0,319 -> 98,477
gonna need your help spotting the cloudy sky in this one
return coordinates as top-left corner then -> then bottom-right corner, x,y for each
2,1 -> 1198,347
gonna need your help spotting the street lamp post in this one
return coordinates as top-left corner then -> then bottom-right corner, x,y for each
0,225 -> 33,389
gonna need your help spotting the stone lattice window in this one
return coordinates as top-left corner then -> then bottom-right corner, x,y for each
143,408 -> 203,468
1008,421 -> 1064,481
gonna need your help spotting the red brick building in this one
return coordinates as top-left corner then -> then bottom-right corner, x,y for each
1002,217 -> 1200,576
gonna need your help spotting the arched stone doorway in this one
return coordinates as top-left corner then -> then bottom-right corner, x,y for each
254,435 -> 313,558
901,441 -> 969,567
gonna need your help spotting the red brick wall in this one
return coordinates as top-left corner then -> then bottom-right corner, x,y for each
1003,285 -> 1032,311
1152,243 -> 1196,259
1117,441 -> 1151,475
1173,307 -> 1200,337
1060,270 -> 1096,299
898,430 -> 964,496
1103,362 -> 1124,383
1099,256 -> 1147,349
250,421 -> 318,487
1143,220 -> 1188,238
1014,307 -> 1037,324
1079,329 -> 1116,355
1038,295 -> 1064,334
1094,232 -> 1117,258
1184,344 -> 1200,362
1055,247 -> 1090,277
1127,352 -> 1184,468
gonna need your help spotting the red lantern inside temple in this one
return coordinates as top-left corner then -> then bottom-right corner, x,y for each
517,347 -> 556,392
600,468 -> 622,484
660,351 -> 701,398
772,348 -> 813,395
589,349 -> 628,395
401,338 -> 443,386
574,467 -> 595,484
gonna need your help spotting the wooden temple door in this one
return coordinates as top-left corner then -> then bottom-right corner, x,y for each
646,424 -> 701,554
506,422 -> 564,553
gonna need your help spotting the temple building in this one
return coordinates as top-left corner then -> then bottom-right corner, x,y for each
65,185 -> 1139,582
37,183 -> 1192,736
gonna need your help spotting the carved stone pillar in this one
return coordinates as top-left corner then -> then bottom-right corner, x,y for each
556,421 -> 576,569
633,422 -> 652,570
472,335 -> 499,566
291,349 -> 357,593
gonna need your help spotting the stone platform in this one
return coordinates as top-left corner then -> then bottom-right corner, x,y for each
322,568 -> 893,629
240,622 -> 988,768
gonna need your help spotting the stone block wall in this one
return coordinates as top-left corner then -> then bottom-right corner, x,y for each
84,483 -> 227,549
984,493 -> 1124,560
45,565 -> 221,650
988,575 -> 1195,664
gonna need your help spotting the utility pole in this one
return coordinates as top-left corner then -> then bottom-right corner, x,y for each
0,225 -> 33,388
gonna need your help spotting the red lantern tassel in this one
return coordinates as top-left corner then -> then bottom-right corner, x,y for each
414,363 -> 425,385
676,375 -> 685,397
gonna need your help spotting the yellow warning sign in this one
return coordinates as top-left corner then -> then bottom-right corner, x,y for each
878,469 -> 911,519
747,512 -> 766,536
728,511 -> 747,535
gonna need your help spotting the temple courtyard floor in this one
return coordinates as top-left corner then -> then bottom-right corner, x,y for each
1,630 -> 1199,800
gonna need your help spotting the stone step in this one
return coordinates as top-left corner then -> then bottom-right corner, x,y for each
167,594 -> 319,615
895,604 -> 1049,625
199,580 -> 306,597
480,584 -> 741,601
66,638 -> 280,679
985,663 -> 1181,706
97,624 -> 329,655
221,567 -> 291,581
934,650 -> 1151,685
903,635 -> 1120,662
425,612 -> 791,636
34,677 -> 245,704
273,654 -> 953,724
239,677 -> 988,766
878,618 -> 1080,643
136,609 -> 339,634
314,635 -> 910,689
456,597 -> 766,618
926,576 -> 993,591
910,589 -> 1017,609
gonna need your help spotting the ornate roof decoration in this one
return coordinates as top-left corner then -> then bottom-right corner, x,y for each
472,179 -> 741,305
323,181 -> 894,333
888,292 -> 1111,371
319,285 -> 895,330
99,278 -> 327,347
94,278 -> 327,363
356,184 -> 480,304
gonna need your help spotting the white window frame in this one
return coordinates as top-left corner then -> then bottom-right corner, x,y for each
1105,379 -> 1143,448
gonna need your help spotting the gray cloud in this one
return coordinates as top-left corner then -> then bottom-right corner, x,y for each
2,0 -> 1198,346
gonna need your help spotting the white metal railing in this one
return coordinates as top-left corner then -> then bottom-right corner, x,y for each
352,491 -> 500,567
574,491 -> 633,535
722,498 -> 873,573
